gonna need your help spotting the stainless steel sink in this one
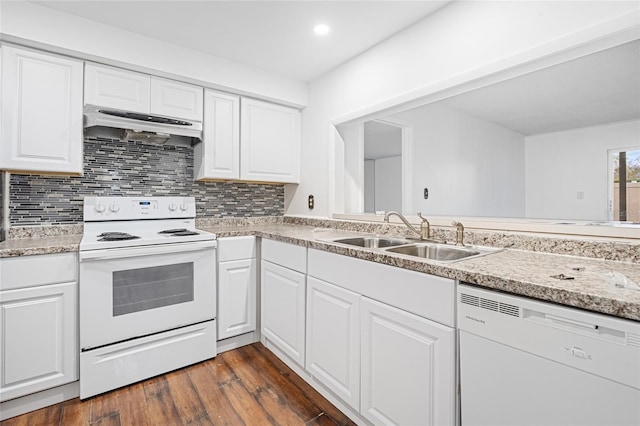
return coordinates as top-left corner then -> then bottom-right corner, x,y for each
385,243 -> 500,262
331,236 -> 412,248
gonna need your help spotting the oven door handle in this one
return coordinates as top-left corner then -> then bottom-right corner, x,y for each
79,240 -> 217,261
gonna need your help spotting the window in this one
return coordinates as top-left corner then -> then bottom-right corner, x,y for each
610,149 -> 640,222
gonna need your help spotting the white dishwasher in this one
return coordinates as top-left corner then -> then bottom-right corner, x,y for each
458,283 -> 640,426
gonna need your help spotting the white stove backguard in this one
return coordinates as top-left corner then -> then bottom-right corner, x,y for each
84,196 -> 197,222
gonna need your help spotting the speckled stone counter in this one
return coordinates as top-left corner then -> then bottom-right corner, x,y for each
203,223 -> 640,321
0,235 -> 81,258
2,221 -> 639,321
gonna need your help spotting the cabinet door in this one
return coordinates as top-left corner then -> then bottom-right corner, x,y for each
261,260 -> 306,367
306,277 -> 360,410
84,63 -> 150,113
194,90 -> 240,180
0,282 -> 78,402
240,98 -> 300,183
218,259 -> 256,340
150,76 -> 203,121
361,297 -> 455,426
1,46 -> 83,174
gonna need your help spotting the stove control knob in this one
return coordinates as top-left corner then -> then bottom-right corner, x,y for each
109,204 -> 120,213
95,203 -> 106,213
169,204 -> 177,211
180,204 -> 189,211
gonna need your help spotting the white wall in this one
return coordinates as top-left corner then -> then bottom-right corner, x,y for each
525,120 -> 640,220
0,1 -> 307,107
374,156 -> 402,213
290,1 -> 639,217
364,160 -> 375,213
364,156 -> 402,214
394,104 -> 525,217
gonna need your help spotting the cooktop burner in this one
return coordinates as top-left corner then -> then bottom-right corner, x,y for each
159,228 -> 200,237
97,232 -> 141,241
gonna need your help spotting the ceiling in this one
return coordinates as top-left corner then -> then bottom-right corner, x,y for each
34,0 -> 450,82
437,39 -> 640,136
364,121 -> 401,160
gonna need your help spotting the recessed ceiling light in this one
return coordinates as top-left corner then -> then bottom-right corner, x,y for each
314,24 -> 330,36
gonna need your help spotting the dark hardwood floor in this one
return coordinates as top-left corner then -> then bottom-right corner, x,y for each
1,343 -> 357,426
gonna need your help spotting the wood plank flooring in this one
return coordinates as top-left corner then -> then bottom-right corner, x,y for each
1,343 -> 357,426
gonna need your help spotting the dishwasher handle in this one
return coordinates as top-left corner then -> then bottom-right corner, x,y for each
545,313 -> 598,330
523,308 -> 627,342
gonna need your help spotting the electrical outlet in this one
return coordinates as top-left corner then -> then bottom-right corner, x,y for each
424,188 -> 429,199
308,194 -> 314,210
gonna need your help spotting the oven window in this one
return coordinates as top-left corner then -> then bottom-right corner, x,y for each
112,262 -> 194,316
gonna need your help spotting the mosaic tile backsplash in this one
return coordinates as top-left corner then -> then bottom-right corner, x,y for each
9,138 -> 284,225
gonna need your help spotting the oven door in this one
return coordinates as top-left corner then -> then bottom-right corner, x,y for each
79,240 -> 216,350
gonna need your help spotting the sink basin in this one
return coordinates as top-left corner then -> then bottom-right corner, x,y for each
331,236 -> 412,248
385,243 -> 499,262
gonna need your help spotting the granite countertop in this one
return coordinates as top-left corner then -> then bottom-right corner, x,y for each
0,234 -> 82,257
2,223 -> 639,321
207,224 -> 640,321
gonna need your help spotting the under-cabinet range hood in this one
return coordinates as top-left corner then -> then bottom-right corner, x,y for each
83,105 -> 202,144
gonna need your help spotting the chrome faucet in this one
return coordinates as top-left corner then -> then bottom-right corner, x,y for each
384,211 -> 431,240
451,221 -> 465,246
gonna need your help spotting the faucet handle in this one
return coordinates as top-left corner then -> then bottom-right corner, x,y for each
451,221 -> 465,246
417,212 -> 428,222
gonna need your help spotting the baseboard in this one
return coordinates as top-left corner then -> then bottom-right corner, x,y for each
217,331 -> 259,353
0,381 -> 79,421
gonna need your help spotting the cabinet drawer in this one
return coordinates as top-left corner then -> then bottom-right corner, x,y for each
261,239 -> 306,273
218,236 -> 256,262
0,253 -> 77,291
308,249 -> 454,326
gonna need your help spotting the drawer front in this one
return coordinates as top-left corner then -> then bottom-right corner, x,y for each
261,239 -> 306,273
0,253 -> 77,291
218,236 -> 256,262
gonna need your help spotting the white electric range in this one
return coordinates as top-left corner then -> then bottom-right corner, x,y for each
79,196 -> 218,399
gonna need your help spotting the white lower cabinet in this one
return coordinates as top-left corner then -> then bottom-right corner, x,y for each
306,277 -> 360,410
306,248 -> 456,426
261,260 -> 306,367
260,239 -> 307,369
218,259 -> 256,339
0,253 -> 78,402
360,297 -> 455,426
217,236 -> 257,340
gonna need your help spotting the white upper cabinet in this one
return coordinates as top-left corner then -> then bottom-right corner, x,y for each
0,46 -> 83,174
150,76 -> 203,121
194,90 -> 240,180
84,63 -> 150,113
84,64 -> 203,121
240,98 -> 301,183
